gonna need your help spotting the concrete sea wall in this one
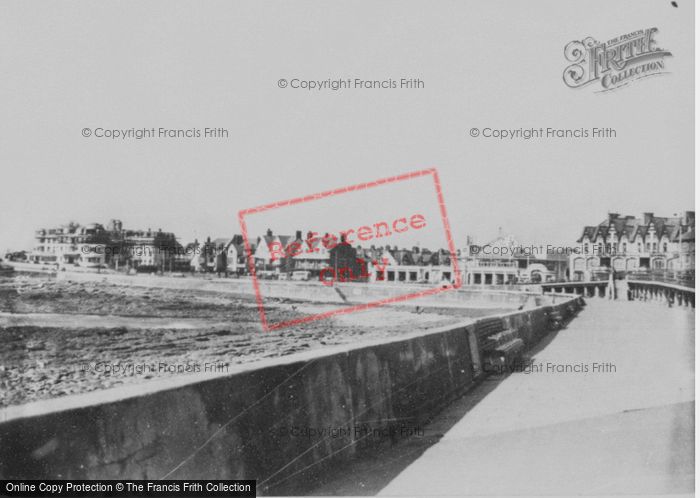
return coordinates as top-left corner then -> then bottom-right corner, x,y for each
0,295 -> 584,494
46,270 -> 564,308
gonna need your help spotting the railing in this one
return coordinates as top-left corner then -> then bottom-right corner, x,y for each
544,269 -> 694,289
465,260 -> 519,269
627,270 -> 695,289
539,277 -> 694,308
577,248 -> 680,257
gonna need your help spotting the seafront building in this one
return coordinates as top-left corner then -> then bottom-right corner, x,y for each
246,229 -> 457,284
570,211 -> 695,281
458,233 -> 568,286
23,212 -> 694,285
367,247 -> 456,284
189,236 -> 241,273
29,222 -> 108,268
28,219 -> 186,271
23,221 -> 564,286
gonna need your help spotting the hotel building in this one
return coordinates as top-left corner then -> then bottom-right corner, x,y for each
570,211 -> 695,281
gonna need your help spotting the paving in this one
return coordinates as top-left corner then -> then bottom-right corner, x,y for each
379,299 -> 694,496
309,299 -> 694,496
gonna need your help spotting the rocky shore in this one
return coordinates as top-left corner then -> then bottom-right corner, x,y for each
0,275 -> 513,407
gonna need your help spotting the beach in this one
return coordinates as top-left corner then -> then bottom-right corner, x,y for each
0,274 -> 512,407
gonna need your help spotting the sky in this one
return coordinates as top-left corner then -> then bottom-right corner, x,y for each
0,0 -> 694,254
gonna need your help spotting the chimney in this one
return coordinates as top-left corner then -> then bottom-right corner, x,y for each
296,230 -> 302,241
643,212 -> 654,224
608,213 -> 620,223
109,219 -> 123,232
266,228 -> 273,237
684,211 -> 695,226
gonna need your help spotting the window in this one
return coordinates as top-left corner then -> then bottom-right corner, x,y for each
663,243 -> 668,252
622,243 -> 627,252
652,242 -> 657,252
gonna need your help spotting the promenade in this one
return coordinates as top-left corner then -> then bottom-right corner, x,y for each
379,299 -> 694,496
309,298 -> 694,496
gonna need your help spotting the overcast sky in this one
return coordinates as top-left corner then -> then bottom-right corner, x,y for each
0,0 -> 693,253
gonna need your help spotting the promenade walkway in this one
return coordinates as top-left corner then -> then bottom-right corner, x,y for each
309,299 -> 694,496
379,299 -> 694,496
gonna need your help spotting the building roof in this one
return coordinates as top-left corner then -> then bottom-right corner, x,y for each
577,212 -> 694,242
292,238 -> 329,260
212,237 -> 231,248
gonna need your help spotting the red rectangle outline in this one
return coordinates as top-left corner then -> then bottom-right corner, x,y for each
238,168 -> 462,331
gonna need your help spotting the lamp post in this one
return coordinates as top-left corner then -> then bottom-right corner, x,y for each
678,219 -> 683,283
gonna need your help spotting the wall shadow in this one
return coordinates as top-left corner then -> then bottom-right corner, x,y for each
289,327 -> 565,496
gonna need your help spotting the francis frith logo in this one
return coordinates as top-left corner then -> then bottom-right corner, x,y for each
563,28 -> 672,91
